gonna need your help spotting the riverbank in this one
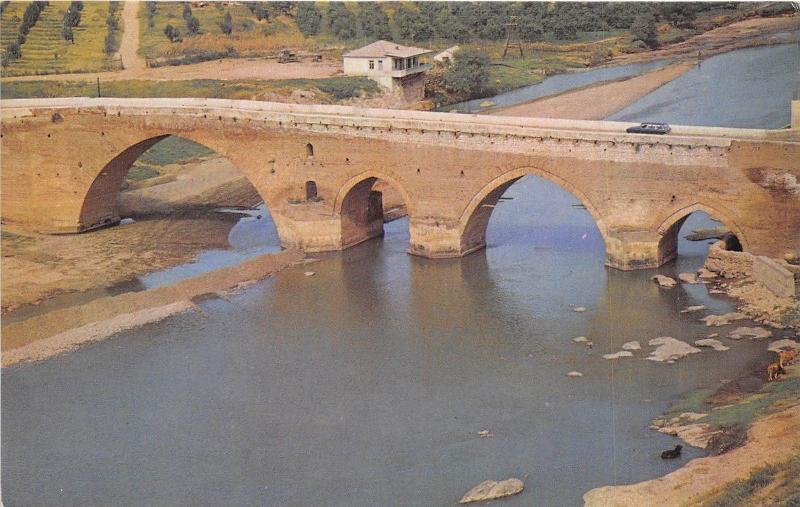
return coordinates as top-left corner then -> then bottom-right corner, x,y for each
490,61 -> 695,119
2,248 -> 306,367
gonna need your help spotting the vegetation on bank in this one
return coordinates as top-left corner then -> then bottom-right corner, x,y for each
700,454 -> 800,507
0,76 -> 378,102
1,1 -> 122,76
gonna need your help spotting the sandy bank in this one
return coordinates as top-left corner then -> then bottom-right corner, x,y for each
490,61 -> 695,120
2,248 -> 305,367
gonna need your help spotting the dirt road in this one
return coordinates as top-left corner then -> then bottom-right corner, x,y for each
118,1 -> 146,72
491,61 -> 696,120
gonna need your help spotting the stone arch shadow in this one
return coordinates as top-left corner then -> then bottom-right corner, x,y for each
332,170 -> 414,250
456,167 -> 610,256
655,202 -> 748,265
78,134 -> 281,242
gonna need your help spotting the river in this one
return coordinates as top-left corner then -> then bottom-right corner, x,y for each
3,43 -> 799,506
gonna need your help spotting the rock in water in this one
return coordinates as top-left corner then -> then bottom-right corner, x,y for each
646,337 -> 701,362
728,326 -> 772,340
459,478 -> 524,504
652,275 -> 677,288
678,272 -> 699,284
573,306 -> 587,313
572,336 -> 589,343
768,339 -> 800,353
697,268 -> 718,279
622,341 -> 641,351
304,271 -> 316,277
567,371 -> 584,377
701,312 -> 746,326
694,339 -> 730,351
603,350 -> 634,360
684,226 -> 729,241
680,305 -> 707,313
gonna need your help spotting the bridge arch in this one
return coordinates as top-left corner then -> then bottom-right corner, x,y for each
78,134 -> 281,242
333,170 -> 413,250
655,202 -> 748,265
458,167 -> 608,255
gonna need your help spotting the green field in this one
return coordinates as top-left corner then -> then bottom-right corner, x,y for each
1,1 -> 120,77
0,76 -> 379,101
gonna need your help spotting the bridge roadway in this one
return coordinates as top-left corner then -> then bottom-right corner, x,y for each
1,98 -> 799,269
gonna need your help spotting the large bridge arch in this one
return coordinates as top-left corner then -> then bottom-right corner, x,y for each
655,202 -> 749,265
457,167 -> 610,256
78,133 -> 286,244
333,170 -> 414,250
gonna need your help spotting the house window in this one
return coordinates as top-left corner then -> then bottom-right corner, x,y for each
377,59 -> 383,70
368,60 -> 374,70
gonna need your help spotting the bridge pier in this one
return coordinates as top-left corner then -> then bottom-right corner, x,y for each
604,230 -> 663,270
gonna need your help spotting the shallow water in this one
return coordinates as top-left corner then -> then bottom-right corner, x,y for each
3,43 -> 798,506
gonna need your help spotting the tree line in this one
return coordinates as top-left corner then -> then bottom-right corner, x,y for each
2,1 -> 49,67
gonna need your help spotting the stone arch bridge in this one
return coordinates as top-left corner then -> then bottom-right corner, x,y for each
1,98 -> 798,270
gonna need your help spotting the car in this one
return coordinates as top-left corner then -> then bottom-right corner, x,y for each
626,122 -> 671,135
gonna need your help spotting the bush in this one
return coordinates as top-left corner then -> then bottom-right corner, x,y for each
3,41 -> 22,66
182,3 -> 192,21
164,24 -> 182,43
442,49 -> 491,100
296,3 -> 321,37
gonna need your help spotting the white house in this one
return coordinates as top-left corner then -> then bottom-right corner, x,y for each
342,40 -> 432,92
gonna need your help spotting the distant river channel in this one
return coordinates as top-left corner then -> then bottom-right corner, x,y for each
3,42 -> 799,506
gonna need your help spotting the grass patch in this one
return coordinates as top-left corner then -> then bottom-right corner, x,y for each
0,76 -> 378,102
706,463 -> 780,507
125,164 -> 160,180
139,137 -> 213,166
699,378 -> 800,429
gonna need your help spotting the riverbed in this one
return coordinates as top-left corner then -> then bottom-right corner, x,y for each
2,42 -> 799,506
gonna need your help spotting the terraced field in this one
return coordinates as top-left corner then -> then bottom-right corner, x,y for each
1,2 -> 24,48
1,1 -> 119,77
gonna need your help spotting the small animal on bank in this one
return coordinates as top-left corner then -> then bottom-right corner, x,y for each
767,362 -> 785,382
779,349 -> 798,369
660,445 -> 682,459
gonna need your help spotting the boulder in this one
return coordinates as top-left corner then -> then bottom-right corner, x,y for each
728,326 -> 772,340
694,338 -> 729,351
603,350 -> 634,360
680,305 -> 707,313
459,478 -> 524,504
572,336 -> 589,343
646,337 -> 701,362
622,341 -> 641,351
678,272 -> 699,284
701,312 -> 746,326
573,306 -> 587,313
652,275 -> 677,288
567,371 -> 584,377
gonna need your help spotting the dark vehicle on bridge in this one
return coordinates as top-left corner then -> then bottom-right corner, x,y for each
626,122 -> 671,135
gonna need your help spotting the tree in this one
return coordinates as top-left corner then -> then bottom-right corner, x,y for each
296,3 -> 321,37
442,49 -> 491,100
182,3 -> 192,21
327,3 -> 356,40
186,15 -> 200,35
395,5 -> 432,42
164,24 -> 181,43
357,3 -> 390,40
3,40 -> 21,65
220,11 -> 233,35
62,25 -> 74,43
630,13 -> 657,47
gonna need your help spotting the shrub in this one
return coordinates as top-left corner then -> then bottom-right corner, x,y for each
630,13 -> 658,47
220,11 -> 233,36
442,49 -> 491,100
3,41 -> 22,66
182,3 -> 192,21
164,24 -> 182,43
186,16 -> 200,35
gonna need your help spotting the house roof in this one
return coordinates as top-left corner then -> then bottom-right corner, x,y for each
343,40 -> 432,59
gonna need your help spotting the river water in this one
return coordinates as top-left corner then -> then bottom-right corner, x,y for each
3,43 -> 799,506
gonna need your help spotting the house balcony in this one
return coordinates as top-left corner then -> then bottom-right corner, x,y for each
389,64 -> 432,78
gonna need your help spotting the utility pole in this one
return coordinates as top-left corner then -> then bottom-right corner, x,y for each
96,76 -> 101,98
502,16 -> 524,60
